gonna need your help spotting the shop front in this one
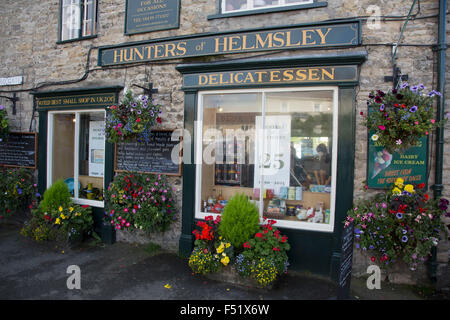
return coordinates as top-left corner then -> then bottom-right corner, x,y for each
33,86 -> 123,230
177,52 -> 366,278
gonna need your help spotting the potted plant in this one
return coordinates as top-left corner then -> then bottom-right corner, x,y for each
345,179 -> 448,271
363,84 -> 445,153
105,89 -> 162,144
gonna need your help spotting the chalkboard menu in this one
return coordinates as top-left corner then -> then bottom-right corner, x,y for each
337,222 -> 354,300
115,130 -> 182,175
125,0 -> 180,35
0,132 -> 37,169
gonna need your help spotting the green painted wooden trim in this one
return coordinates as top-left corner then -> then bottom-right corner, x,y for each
176,51 -> 367,75
32,85 -> 124,97
37,111 -> 48,196
208,2 -> 328,20
178,91 -> 197,258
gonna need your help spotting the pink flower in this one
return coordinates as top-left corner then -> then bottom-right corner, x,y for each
378,125 -> 385,131
124,208 -> 128,212
430,119 -> 435,123
414,121 -> 419,125
125,222 -> 130,227
425,131 -> 429,135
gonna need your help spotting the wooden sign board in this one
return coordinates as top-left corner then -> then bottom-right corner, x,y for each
0,132 -> 38,169
114,129 -> 182,175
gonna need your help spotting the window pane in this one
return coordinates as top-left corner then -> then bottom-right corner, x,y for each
78,112 -> 105,201
82,0 -> 96,37
61,0 -> 81,41
254,0 -> 280,8
263,91 -> 334,225
199,93 -> 262,215
52,114 -> 75,189
223,0 -> 248,12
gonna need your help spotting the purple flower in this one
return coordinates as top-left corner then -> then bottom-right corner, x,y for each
401,235 -> 408,243
396,212 -> 403,219
379,104 -> 385,112
0,105 -> 4,110
409,105 -> 418,113
375,96 -> 383,103
401,83 -> 409,89
410,86 -> 418,93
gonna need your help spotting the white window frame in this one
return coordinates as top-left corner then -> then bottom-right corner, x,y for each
195,87 -> 338,232
47,109 -> 105,208
221,0 -> 314,14
60,0 -> 97,41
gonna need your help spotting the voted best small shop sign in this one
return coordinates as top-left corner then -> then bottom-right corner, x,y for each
367,136 -> 427,189
125,0 -> 180,35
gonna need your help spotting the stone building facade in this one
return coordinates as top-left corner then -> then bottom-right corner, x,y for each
0,0 -> 448,287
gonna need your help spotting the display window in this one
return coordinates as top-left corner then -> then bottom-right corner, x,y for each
195,87 -> 338,232
47,110 -> 106,207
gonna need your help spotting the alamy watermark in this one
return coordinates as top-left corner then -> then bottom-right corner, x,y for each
66,265 -> 81,290
366,265 -> 381,290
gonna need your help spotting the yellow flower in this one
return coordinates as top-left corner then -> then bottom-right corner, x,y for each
225,243 -> 231,248
221,256 -> 230,266
392,187 -> 402,195
69,207 -> 74,212
58,206 -> 63,212
394,178 -> 404,188
216,243 -> 224,254
404,184 -> 415,193
75,212 -> 81,217
60,213 -> 66,219
55,218 -> 61,225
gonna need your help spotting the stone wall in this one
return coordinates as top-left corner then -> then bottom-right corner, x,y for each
0,0 -> 448,285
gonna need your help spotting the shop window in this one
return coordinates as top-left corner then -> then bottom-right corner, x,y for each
222,0 -> 313,14
48,110 -> 105,207
60,0 -> 98,42
196,88 -> 337,232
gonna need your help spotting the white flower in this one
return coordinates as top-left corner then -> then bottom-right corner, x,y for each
371,134 -> 379,141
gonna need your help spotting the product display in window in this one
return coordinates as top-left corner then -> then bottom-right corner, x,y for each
198,90 -> 336,228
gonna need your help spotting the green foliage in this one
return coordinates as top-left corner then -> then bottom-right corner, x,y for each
0,167 -> 39,218
346,179 -> 448,270
0,105 -> 9,143
218,193 -> 260,249
188,247 -> 221,275
38,180 -> 72,214
364,84 -> 445,153
104,172 -> 177,233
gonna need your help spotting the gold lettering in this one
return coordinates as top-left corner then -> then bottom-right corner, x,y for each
215,37 -> 227,52
255,33 -> 273,48
322,67 -> 335,80
177,42 -> 187,56
219,73 -> 229,85
198,75 -> 208,85
283,70 -> 294,81
154,44 -> 165,58
113,49 -> 123,63
270,70 -> 281,82
272,32 -> 285,47
209,74 -> 219,85
123,48 -> 133,62
165,43 -> 176,57
244,72 -> 255,83
229,36 -> 242,51
309,68 -> 320,81
254,71 -> 266,82
143,45 -> 154,59
286,31 -> 300,47
242,35 -> 255,50
234,72 -> 244,83
133,47 -> 144,60
316,28 -> 332,44
302,30 -> 316,45
296,69 -> 307,81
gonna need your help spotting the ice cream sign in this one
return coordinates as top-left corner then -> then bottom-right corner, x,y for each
367,136 -> 427,189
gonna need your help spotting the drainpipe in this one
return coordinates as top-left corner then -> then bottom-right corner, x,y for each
430,0 -> 447,283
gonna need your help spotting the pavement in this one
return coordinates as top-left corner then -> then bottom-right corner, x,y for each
0,220 -> 447,302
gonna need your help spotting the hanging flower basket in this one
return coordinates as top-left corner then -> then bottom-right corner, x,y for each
363,84 -> 445,153
345,180 -> 449,271
0,105 -> 9,143
105,89 -> 162,144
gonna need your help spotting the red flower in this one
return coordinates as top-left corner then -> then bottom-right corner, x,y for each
424,194 -> 429,202
255,233 -> 263,238
243,242 -> 251,249
157,117 -> 162,124
370,256 -> 376,262
136,118 -> 141,123
273,247 -> 280,251
417,183 -> 425,189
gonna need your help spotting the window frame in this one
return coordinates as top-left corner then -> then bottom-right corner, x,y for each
208,0 -> 327,20
58,0 -> 98,43
194,86 -> 338,233
47,109 -> 106,208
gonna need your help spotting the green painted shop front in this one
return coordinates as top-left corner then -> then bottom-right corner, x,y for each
177,52 -> 367,280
